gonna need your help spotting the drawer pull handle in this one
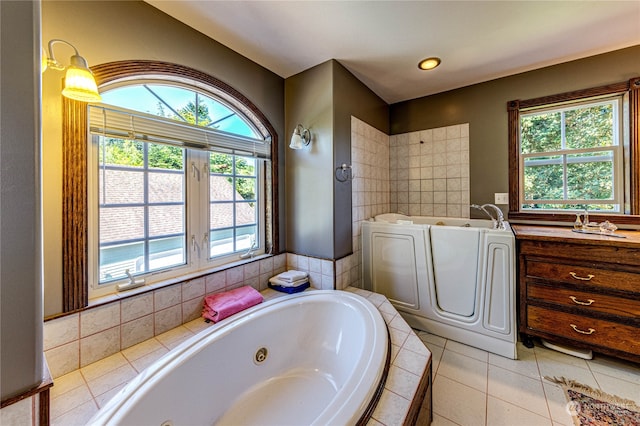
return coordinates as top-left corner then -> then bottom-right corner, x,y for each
569,272 -> 595,281
569,296 -> 595,306
570,324 -> 595,335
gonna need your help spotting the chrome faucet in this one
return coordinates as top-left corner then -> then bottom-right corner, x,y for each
471,203 -> 505,229
471,204 -> 497,228
483,204 -> 505,229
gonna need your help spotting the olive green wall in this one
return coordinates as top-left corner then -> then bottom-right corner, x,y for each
332,61 -> 389,258
1,0 -> 43,400
285,60 -> 388,259
41,1 -> 285,316
390,45 -> 640,218
285,61 -> 334,258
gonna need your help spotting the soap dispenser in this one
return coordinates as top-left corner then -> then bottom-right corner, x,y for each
583,209 -> 589,228
574,213 -> 583,230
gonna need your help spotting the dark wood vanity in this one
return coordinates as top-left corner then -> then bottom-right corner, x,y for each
512,225 -> 640,363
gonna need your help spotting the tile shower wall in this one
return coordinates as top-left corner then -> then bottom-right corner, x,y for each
390,123 -> 470,218
44,253 -> 337,378
349,116 -> 390,289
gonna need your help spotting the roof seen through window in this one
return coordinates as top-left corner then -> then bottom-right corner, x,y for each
101,84 -> 259,138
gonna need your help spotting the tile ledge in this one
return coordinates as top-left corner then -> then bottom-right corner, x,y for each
50,286 -> 432,425
45,254 -> 276,320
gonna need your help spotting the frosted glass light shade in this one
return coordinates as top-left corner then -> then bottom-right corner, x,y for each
62,66 -> 102,102
289,132 -> 303,149
289,124 -> 310,150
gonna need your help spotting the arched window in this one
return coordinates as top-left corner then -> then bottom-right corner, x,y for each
63,61 -> 278,309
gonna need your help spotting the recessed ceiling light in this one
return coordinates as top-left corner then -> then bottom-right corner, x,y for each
418,57 -> 441,71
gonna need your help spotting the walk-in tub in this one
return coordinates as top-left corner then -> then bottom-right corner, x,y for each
89,290 -> 389,425
362,213 -> 517,359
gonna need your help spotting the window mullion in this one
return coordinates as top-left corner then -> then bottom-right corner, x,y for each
563,159 -> 568,199
232,155 -> 237,253
522,146 -> 616,158
143,144 -> 150,274
560,111 -> 568,201
202,157 -> 210,257
201,153 -> 210,262
560,110 -> 566,150
187,149 -> 206,268
195,92 -> 200,127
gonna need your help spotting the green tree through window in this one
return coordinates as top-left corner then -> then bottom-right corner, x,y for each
520,99 -> 620,212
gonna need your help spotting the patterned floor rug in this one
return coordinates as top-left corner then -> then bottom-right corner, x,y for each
545,376 -> 640,426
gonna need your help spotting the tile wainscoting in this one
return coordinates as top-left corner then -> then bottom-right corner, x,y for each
351,116 -> 391,290
44,252 -> 354,379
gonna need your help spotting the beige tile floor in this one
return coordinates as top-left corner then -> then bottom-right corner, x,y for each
50,322 -> 640,426
417,331 -> 640,426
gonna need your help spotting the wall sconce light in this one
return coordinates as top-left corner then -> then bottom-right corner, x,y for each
289,124 -> 311,149
44,39 -> 102,102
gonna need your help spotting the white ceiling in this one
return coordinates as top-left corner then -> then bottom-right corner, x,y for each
146,1 -> 640,104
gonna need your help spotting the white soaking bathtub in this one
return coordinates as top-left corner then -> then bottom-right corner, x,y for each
89,290 -> 389,426
362,213 -> 517,359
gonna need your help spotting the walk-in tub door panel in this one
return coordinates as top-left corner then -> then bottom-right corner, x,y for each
482,242 -> 513,335
371,233 -> 420,309
430,227 -> 480,317
362,224 -> 428,311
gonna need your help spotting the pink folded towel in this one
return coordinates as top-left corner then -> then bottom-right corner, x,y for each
202,286 -> 264,323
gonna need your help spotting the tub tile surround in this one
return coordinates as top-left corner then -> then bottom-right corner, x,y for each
44,253 -> 341,378
351,116 -> 391,289
390,123 -> 470,219
48,287 -> 432,425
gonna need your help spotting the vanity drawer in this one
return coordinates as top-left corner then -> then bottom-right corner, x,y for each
527,283 -> 640,318
527,305 -> 640,354
525,260 -> 640,293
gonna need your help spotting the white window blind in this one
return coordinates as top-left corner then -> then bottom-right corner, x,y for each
88,104 -> 271,159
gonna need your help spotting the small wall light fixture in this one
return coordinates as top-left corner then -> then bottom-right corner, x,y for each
289,124 -> 311,149
44,39 -> 102,102
418,57 -> 441,71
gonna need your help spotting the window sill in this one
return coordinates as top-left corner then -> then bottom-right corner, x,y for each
86,253 -> 273,310
508,211 -> 640,229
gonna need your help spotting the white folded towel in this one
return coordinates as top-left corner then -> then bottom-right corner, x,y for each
277,270 -> 309,282
269,276 -> 309,288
